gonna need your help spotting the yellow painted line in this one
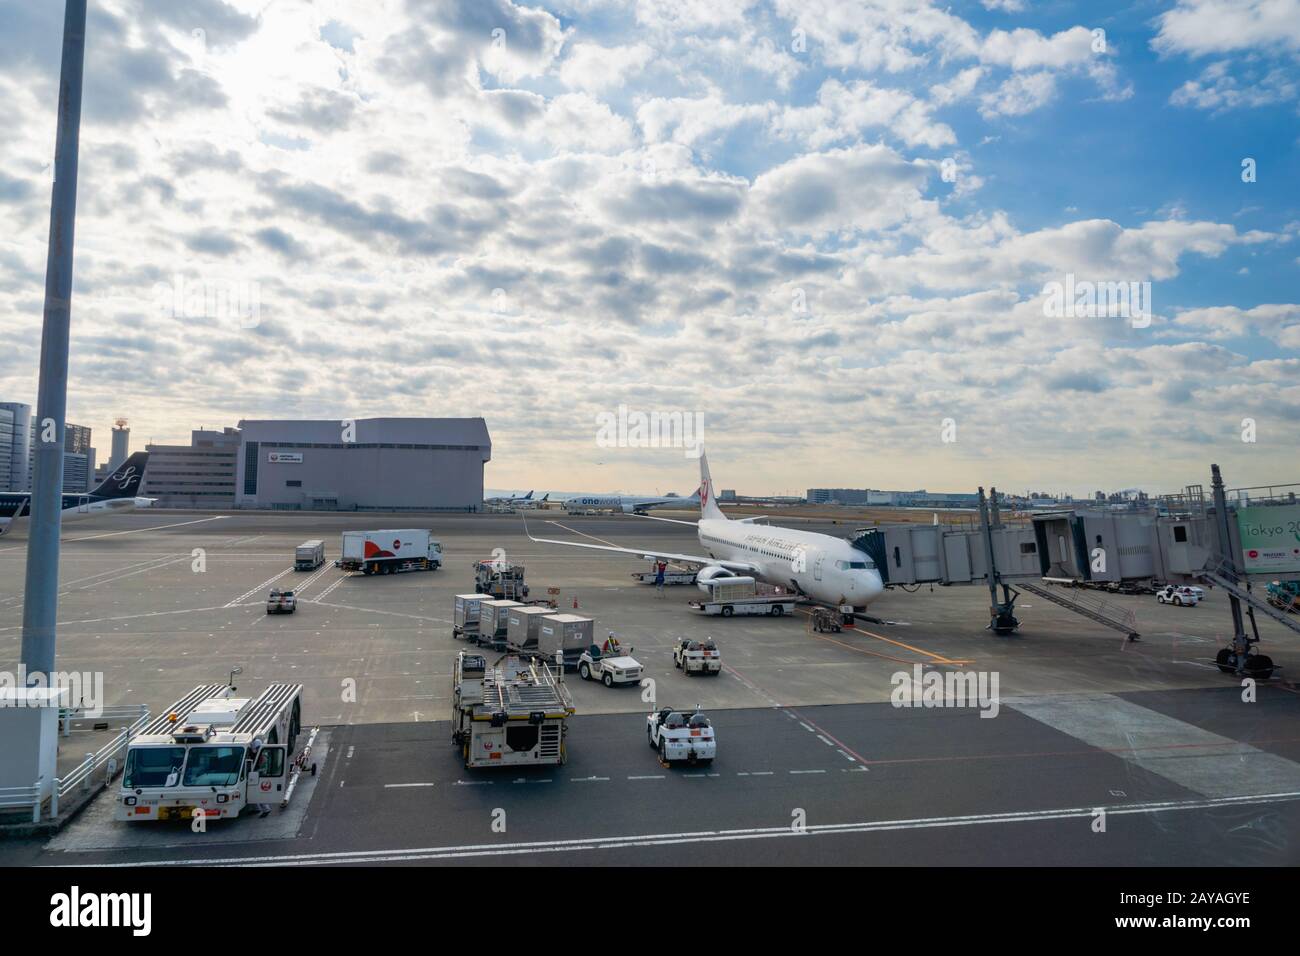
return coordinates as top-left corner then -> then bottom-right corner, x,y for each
849,623 -> 970,666
806,632 -> 919,666
796,608 -> 970,666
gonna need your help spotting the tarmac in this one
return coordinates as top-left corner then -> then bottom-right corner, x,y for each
1,509 -> 1297,865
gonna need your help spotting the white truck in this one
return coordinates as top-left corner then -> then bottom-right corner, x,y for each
117,682 -> 303,822
577,636 -> 642,687
688,578 -> 796,617
266,588 -> 296,614
646,706 -> 716,766
673,638 -> 721,675
294,540 -> 325,571
339,529 -> 442,575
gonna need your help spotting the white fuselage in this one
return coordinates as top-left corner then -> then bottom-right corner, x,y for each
696,518 -> 885,609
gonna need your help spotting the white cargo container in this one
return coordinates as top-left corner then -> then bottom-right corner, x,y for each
507,606 -> 559,653
294,540 -> 325,571
339,529 -> 442,575
479,599 -> 524,649
453,593 -> 494,640
537,614 -> 594,669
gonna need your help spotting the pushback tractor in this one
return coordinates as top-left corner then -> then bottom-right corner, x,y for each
450,652 -> 574,768
117,682 -> 303,822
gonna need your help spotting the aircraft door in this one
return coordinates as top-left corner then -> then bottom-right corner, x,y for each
813,553 -> 824,581
77,495 -> 90,514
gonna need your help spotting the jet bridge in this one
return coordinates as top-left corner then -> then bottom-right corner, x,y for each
849,465 -> 1300,675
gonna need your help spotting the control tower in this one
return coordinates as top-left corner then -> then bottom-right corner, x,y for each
108,417 -> 129,471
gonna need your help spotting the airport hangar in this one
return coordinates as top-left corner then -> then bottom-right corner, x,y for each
231,418 -> 491,512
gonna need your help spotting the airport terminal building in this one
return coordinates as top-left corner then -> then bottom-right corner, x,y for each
233,418 -> 491,512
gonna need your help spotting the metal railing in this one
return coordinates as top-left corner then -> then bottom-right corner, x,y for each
59,703 -> 149,735
0,783 -> 44,824
53,708 -> 150,816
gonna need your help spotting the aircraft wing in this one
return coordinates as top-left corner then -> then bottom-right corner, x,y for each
523,520 -> 757,572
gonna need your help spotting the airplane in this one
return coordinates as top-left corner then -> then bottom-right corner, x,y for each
0,451 -> 154,536
530,451 -> 886,611
516,493 -> 549,510
486,490 -> 537,506
562,490 -> 701,516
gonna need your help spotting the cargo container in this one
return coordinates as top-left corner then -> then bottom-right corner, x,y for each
507,605 -> 559,653
339,529 -> 442,575
294,540 -> 325,571
453,593 -> 495,640
478,599 -> 524,649
537,613 -> 594,669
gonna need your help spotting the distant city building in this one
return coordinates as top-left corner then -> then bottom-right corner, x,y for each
108,419 -> 130,472
234,418 -> 491,511
0,401 -> 31,492
64,422 -> 95,493
142,428 -> 241,508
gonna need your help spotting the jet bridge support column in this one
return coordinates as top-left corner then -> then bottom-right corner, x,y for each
1210,464 -> 1264,676
979,487 -> 1020,635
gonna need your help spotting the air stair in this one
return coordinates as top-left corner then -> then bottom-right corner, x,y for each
1197,559 -> 1300,637
1018,580 -> 1140,642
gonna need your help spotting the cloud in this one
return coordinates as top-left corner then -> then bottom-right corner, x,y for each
559,42 -> 654,92
1170,61 -> 1298,110
750,144 -> 929,235
1153,0 -> 1300,57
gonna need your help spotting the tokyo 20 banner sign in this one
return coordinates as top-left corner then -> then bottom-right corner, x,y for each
1237,505 -> 1300,575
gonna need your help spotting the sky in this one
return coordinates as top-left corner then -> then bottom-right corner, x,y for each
0,0 -> 1297,499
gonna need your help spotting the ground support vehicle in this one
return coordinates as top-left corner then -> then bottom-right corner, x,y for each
646,706 -> 716,766
117,682 -> 303,821
450,652 -> 574,768
339,530 -> 442,575
673,638 -> 721,675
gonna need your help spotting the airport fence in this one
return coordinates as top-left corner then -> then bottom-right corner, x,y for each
51,706 -> 150,819
0,782 -> 44,824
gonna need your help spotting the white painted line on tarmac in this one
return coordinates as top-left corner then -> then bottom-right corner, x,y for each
571,776 -> 610,782
789,769 -> 826,775
454,780 -> 492,786
66,516 -> 229,541
627,775 -> 664,780
78,790 -> 1300,867
225,567 -> 293,607
385,783 -> 436,789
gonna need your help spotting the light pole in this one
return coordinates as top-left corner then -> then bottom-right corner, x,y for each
20,0 -> 87,683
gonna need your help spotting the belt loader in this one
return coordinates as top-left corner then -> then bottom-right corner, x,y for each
117,682 -> 303,822
450,652 -> 574,768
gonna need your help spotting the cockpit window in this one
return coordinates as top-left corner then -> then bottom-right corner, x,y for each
838,559 -> 876,570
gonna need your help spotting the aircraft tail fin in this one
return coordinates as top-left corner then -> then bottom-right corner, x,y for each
698,449 -> 726,521
91,451 -> 149,499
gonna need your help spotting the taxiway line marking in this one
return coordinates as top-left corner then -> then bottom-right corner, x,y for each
849,623 -> 968,666
77,791 -> 1300,867
225,567 -> 293,607
66,516 -> 229,541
